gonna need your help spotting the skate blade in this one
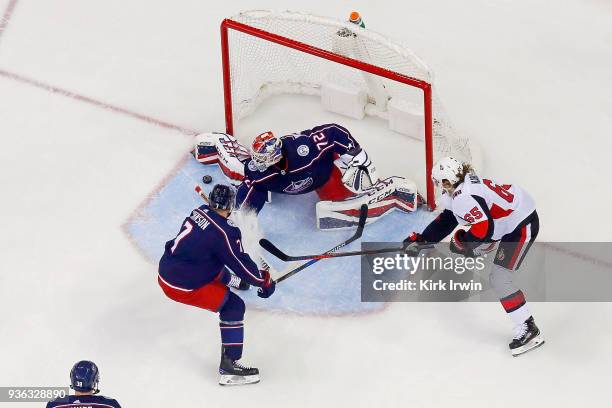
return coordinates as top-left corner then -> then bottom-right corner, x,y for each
511,334 -> 545,357
219,374 -> 260,386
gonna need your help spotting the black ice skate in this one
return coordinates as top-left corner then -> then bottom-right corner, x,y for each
228,274 -> 250,291
509,316 -> 545,356
219,349 -> 259,386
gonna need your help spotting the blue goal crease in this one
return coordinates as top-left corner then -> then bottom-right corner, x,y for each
125,157 -> 436,315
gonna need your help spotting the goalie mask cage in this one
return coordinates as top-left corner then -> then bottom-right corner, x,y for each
221,10 -> 481,210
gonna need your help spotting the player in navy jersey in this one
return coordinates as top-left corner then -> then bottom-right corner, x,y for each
193,124 -> 419,229
46,360 -> 122,408
404,157 -> 544,356
235,123 -> 374,212
158,184 -> 275,385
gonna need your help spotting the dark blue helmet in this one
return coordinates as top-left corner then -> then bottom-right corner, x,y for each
70,360 -> 99,393
209,184 -> 235,211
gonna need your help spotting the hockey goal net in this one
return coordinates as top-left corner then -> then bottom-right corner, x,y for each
221,10 -> 481,210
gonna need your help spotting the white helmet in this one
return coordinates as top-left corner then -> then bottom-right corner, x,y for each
431,156 -> 463,187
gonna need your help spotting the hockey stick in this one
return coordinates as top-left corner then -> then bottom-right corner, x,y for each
259,204 -> 368,282
261,212 -> 434,262
194,184 -> 210,203
272,204 -> 368,284
262,241 -> 433,262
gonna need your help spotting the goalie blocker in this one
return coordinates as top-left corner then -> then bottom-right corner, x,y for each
193,124 -> 420,230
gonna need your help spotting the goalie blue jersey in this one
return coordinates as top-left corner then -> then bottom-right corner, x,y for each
236,123 -> 359,212
158,205 -> 265,290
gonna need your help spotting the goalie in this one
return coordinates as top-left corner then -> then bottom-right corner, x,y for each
194,123 -> 418,229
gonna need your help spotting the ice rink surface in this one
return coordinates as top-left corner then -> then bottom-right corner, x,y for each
1,1 -> 612,407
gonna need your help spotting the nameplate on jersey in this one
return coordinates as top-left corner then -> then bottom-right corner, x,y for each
468,174 -> 481,184
190,210 -> 211,230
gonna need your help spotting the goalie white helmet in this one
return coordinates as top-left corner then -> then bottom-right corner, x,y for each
431,156 -> 463,187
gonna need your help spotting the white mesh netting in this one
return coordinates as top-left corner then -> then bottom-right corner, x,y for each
224,10 -> 482,203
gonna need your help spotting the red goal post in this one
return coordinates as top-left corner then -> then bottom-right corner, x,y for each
220,10 -> 480,210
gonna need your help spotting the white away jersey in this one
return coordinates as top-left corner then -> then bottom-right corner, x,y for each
438,173 -> 535,240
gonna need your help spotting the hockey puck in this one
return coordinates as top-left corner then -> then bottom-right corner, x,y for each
202,175 -> 213,184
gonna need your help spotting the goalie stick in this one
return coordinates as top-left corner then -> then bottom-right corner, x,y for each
272,204 -> 369,284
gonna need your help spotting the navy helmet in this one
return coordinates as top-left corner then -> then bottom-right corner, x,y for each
70,360 -> 99,393
209,184 -> 235,211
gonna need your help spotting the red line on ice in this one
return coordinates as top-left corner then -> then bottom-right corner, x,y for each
0,0 -> 18,44
0,69 -> 199,136
0,0 -> 197,135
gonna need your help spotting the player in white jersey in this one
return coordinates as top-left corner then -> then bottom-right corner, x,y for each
404,157 -> 544,356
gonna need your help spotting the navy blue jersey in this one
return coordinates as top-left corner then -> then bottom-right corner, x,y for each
46,394 -> 121,408
236,123 -> 359,212
158,205 -> 265,289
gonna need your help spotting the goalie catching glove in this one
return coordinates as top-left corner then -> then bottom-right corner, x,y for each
340,148 -> 379,193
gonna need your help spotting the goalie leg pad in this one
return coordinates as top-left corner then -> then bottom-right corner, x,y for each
316,176 -> 418,230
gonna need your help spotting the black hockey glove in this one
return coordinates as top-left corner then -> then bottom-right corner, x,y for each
403,232 -> 426,256
450,229 -> 475,257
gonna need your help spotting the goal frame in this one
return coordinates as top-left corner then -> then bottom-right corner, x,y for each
220,17 -> 437,210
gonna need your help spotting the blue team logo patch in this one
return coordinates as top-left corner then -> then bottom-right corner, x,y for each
123,157 -> 436,316
283,177 -> 313,194
297,144 -> 310,157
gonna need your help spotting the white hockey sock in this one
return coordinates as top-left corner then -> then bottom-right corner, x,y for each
490,264 -> 531,326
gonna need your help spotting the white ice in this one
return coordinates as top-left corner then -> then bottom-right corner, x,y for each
1,0 -> 612,407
